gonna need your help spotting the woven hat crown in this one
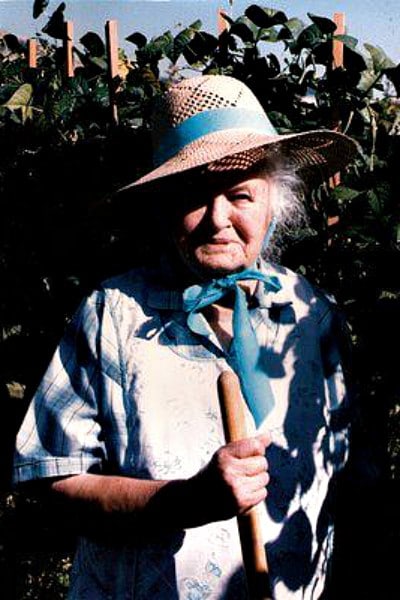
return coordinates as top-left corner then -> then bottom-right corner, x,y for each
152,75 -> 265,138
152,75 -> 265,157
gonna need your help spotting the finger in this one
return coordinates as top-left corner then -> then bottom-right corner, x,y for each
229,436 -> 269,459
238,485 -> 268,514
234,470 -> 269,494
239,455 -> 268,476
241,488 -> 268,514
230,470 -> 269,504
256,432 -> 272,449
246,470 -> 270,491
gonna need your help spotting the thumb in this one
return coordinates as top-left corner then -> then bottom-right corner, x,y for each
256,432 -> 272,450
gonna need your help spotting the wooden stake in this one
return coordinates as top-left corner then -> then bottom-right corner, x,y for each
105,20 -> 119,127
218,371 -> 272,600
332,12 -> 345,70
217,7 -> 228,34
330,12 -> 345,189
27,38 -> 37,68
64,21 -> 74,78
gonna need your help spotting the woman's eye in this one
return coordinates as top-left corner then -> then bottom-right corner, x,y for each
230,193 -> 252,203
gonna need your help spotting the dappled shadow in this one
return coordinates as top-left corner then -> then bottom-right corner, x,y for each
224,270 -> 399,598
224,275 -> 356,596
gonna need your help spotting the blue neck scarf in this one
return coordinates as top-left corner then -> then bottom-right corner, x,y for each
182,268 -> 281,427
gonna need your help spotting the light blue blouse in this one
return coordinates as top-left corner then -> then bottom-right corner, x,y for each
14,261 -> 350,599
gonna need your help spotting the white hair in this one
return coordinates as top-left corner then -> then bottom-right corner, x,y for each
258,160 -> 306,228
254,159 -> 307,257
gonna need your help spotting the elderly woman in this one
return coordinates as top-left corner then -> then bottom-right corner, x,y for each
14,75 -> 357,599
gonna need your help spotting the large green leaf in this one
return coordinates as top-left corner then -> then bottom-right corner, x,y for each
245,5 -> 287,28
385,63 -> 400,96
230,21 -> 255,44
218,28 -> 238,54
126,32 -> 147,49
187,20 -> 202,32
313,40 -> 333,66
358,70 -> 381,94
277,18 -> 304,41
374,181 -> 391,208
259,29 -> 280,43
33,0 -> 49,19
229,15 -> 261,43
46,89 -> 77,122
295,24 -> 324,51
344,45 -> 367,73
3,34 -> 23,54
169,21 -> 202,64
334,34 -> 358,50
268,111 -> 293,130
90,81 -> 110,106
307,13 -> 337,35
79,32 -> 105,57
367,189 -> 383,215
331,186 -> 363,203
3,83 -> 33,109
146,31 -> 174,62
42,2 -> 66,40
364,43 -> 395,72
182,31 -> 218,65
2,83 -> 34,123
0,83 -> 19,104
89,56 -> 108,72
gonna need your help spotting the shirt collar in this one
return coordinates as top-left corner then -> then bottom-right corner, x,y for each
146,258 -> 293,311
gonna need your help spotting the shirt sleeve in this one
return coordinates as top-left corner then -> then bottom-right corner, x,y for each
13,289 -> 123,484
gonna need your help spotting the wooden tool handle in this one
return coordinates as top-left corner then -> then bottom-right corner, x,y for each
218,370 -> 272,600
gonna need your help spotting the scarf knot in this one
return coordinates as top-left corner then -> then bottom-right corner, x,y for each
182,268 -> 281,427
182,269 -> 281,313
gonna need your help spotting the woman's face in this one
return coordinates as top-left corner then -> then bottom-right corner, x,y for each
170,172 -> 274,280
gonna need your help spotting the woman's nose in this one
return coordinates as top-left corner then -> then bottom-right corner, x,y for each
207,194 -> 232,230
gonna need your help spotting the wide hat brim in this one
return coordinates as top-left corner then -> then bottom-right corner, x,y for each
120,126 -> 359,191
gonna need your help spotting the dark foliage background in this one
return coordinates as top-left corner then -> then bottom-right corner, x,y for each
0,3 -> 399,598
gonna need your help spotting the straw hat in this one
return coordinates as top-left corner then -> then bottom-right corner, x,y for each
125,74 -> 358,189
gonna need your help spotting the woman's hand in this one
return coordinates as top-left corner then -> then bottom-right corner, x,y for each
47,433 -> 271,537
186,433 -> 271,525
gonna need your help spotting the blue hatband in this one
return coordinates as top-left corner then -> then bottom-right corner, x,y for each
154,107 -> 277,167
